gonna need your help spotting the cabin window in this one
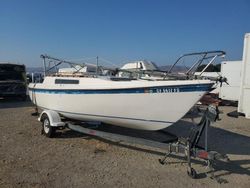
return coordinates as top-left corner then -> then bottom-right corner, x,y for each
55,79 -> 79,84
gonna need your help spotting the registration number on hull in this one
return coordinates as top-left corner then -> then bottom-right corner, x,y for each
145,88 -> 180,93
156,88 -> 180,93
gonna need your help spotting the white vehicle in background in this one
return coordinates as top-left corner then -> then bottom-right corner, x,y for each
218,33 -> 250,119
219,61 -> 242,101
238,33 -> 250,118
119,60 -> 165,80
120,60 -> 159,71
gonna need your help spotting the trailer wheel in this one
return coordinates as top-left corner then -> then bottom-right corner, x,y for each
41,114 -> 56,138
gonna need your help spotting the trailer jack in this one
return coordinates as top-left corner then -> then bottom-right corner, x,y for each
158,105 -> 229,182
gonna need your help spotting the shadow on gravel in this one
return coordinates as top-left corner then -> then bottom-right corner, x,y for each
208,159 -> 250,181
54,129 -> 88,139
0,98 -> 34,109
166,120 -> 250,179
166,120 -> 250,156
55,118 -> 250,180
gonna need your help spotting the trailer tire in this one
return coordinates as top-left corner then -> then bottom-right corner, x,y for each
41,114 -> 56,138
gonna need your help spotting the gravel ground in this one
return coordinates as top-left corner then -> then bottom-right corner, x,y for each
0,99 -> 250,188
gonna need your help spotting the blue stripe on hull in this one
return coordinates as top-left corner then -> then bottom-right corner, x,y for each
29,83 -> 213,94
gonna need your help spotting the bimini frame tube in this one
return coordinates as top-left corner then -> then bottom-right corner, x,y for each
41,55 -> 46,77
167,51 -> 226,74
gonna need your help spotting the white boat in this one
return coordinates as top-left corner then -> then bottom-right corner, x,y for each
28,51 -> 225,131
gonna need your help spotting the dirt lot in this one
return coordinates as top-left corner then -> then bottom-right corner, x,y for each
0,99 -> 250,188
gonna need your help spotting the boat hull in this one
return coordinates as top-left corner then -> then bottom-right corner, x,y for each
29,77 -> 213,130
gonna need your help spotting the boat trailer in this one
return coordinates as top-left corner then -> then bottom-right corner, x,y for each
37,105 -> 229,182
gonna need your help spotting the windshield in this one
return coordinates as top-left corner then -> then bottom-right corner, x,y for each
0,64 -> 26,81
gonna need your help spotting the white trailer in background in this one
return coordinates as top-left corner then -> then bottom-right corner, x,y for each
219,61 -> 242,101
238,33 -> 250,119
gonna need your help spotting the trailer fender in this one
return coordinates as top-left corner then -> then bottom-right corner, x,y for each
38,110 -> 65,127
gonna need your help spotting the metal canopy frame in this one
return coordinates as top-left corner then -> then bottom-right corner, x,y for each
167,51 -> 226,77
40,50 -> 226,80
40,54 -> 87,76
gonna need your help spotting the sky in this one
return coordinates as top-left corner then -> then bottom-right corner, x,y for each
0,0 -> 250,67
